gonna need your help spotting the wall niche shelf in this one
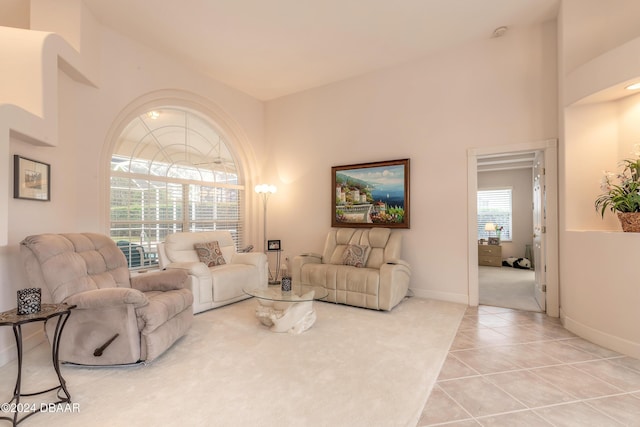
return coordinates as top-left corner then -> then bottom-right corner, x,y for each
565,34 -> 640,107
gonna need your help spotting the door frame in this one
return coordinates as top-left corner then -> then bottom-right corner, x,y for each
467,139 -> 559,317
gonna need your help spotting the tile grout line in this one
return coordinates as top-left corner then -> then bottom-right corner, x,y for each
428,383 -> 476,425
422,305 -> 640,426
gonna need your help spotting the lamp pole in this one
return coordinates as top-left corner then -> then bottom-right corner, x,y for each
255,184 -> 277,283
255,184 -> 277,253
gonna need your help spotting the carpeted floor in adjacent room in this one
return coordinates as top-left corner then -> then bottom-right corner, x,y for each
0,296 -> 466,427
479,266 -> 541,312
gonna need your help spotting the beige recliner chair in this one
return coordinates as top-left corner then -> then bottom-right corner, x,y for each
20,233 -> 193,365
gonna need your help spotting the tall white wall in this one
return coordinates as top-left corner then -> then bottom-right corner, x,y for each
265,22 -> 558,303
561,0 -> 640,357
0,7 -> 265,365
561,0 -> 640,75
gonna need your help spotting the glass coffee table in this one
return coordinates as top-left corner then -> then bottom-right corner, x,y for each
243,284 -> 328,334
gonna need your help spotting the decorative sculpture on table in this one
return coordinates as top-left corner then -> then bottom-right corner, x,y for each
254,289 -> 317,334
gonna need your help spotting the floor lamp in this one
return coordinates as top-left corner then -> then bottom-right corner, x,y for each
255,184 -> 277,282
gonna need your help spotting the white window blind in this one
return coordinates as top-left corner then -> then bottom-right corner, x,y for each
109,107 -> 245,269
477,188 -> 512,240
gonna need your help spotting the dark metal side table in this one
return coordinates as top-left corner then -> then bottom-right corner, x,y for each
0,303 -> 75,426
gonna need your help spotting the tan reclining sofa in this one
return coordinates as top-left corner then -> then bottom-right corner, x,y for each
292,228 -> 411,311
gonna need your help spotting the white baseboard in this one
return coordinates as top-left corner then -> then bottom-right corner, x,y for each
411,288 -> 469,305
561,309 -> 640,359
0,328 -> 46,367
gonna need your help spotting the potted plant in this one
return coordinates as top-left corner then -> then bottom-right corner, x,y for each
595,145 -> 640,231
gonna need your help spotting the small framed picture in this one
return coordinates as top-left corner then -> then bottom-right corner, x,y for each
488,237 -> 500,246
267,240 -> 281,251
14,155 -> 50,201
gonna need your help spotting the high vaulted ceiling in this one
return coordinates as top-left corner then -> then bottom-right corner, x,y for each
82,0 -> 558,100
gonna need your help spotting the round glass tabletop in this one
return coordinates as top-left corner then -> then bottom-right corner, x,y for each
244,284 -> 328,302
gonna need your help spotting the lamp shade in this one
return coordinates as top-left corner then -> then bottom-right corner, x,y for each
484,223 -> 495,232
255,184 -> 277,194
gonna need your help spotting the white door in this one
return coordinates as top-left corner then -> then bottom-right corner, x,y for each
533,151 -> 546,311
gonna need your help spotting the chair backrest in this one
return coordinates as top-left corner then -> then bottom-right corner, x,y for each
164,231 -> 236,264
321,228 -> 402,269
20,233 -> 131,303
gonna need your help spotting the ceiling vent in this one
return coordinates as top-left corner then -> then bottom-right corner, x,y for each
492,26 -> 508,38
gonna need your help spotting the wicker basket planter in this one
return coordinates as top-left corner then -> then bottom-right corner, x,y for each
617,212 -> 640,232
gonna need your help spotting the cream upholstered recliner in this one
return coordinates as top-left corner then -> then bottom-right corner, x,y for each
20,233 -> 193,365
159,231 -> 268,314
292,228 -> 411,311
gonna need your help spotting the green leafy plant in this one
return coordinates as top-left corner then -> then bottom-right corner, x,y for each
595,146 -> 640,218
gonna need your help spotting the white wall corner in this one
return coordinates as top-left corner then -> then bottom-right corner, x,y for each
0,18 -> 98,245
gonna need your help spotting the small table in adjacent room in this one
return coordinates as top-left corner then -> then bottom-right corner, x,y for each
0,303 -> 75,426
478,244 -> 502,267
243,285 -> 328,334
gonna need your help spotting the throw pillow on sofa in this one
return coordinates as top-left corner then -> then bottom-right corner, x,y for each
342,244 -> 371,268
194,241 -> 227,267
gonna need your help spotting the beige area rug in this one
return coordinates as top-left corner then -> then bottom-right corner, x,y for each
0,297 -> 465,427
479,266 -> 541,312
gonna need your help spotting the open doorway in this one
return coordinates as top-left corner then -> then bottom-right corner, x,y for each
467,140 -> 559,317
477,153 -> 539,311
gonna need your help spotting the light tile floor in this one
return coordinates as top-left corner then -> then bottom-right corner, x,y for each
418,305 -> 640,426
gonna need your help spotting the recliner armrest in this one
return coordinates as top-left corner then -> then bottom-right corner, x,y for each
293,253 -> 322,268
230,251 -> 267,267
385,259 -> 411,269
164,261 -> 210,278
130,269 -> 189,292
291,253 -> 323,283
299,252 -> 322,259
64,288 -> 148,309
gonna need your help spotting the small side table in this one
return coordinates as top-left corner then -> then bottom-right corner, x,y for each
0,303 -> 75,426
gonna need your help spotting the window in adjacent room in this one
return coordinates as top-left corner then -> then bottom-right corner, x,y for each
477,188 -> 512,241
110,107 -> 244,268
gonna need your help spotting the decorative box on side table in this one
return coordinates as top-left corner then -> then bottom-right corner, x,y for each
478,244 -> 502,267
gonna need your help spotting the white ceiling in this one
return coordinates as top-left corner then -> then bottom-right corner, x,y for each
83,0 -> 559,100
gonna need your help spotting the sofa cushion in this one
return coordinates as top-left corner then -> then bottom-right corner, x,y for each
210,264 -> 256,301
342,244 -> 371,267
194,241 -> 227,267
165,231 -> 235,264
300,263 -> 381,308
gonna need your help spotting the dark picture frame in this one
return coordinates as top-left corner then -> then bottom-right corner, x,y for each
13,155 -> 50,201
488,237 -> 500,246
267,240 -> 281,251
332,159 -> 410,228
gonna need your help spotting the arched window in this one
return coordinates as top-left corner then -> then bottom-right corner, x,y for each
110,107 -> 244,268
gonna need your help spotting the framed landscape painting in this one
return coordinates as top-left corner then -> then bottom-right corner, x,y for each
13,155 -> 51,201
332,159 -> 410,228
